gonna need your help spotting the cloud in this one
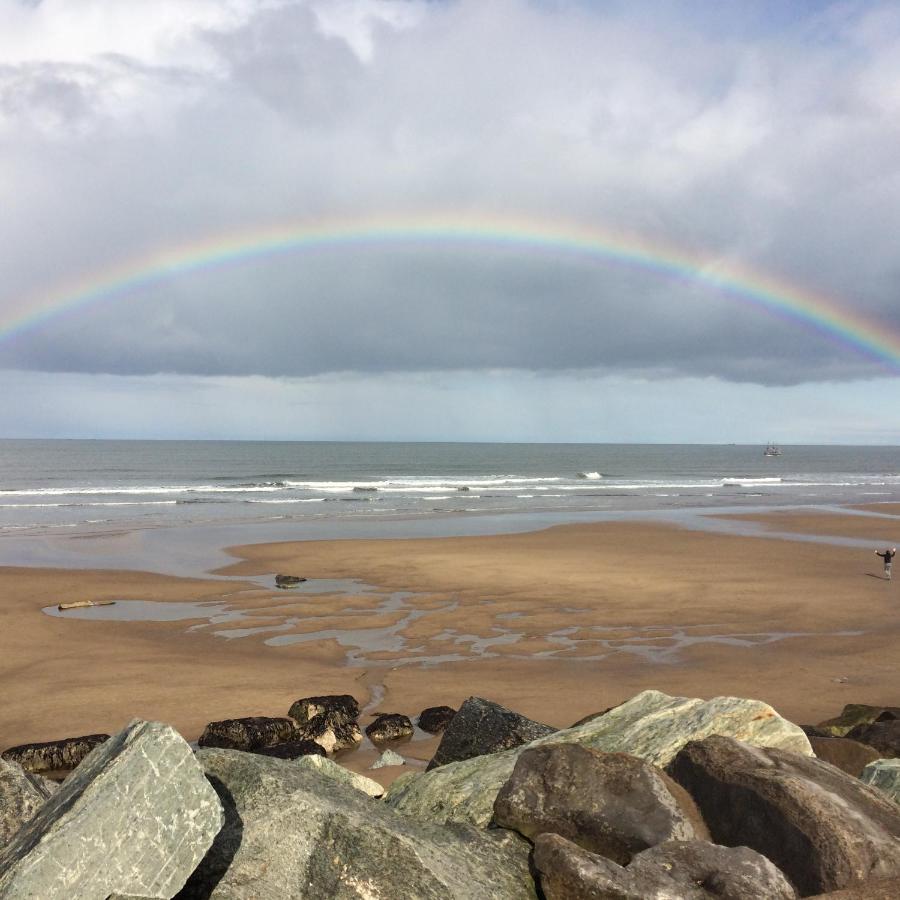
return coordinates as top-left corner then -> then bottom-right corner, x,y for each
1,0 -> 899,387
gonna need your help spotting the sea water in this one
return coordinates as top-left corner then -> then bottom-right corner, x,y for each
0,440 -> 898,538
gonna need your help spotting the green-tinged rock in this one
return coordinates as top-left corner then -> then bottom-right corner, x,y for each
817,704 -> 900,737
0,760 -> 55,850
293,754 -> 384,797
181,749 -> 536,899
861,758 -> 900,804
0,720 -> 223,900
385,689 -> 811,827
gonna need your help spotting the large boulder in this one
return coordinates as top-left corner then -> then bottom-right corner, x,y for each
816,705 -> 900,737
287,695 -> 359,727
493,744 -> 709,863
366,714 -> 414,744
293,754 -> 384,798
846,720 -> 900,758
861,758 -> 900,804
427,696 -> 556,770
0,720 -> 222,900
667,734 -> 900,896
0,760 -> 56,849
385,689 -> 812,827
417,706 -> 457,734
809,736 -> 881,777
197,716 -> 301,751
532,833 -> 796,900
180,748 -> 536,899
1,733 -> 109,776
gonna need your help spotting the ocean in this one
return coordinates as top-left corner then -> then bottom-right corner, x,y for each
1,440 -> 898,539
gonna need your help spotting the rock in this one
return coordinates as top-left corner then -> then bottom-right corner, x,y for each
385,689 -> 812,827
861,758 -> 900,804
274,574 -> 306,587
809,735 -> 881,777
846,719 -> 900,757
532,833 -> 796,899
808,877 -> 900,898
417,706 -> 457,734
0,720 -> 222,900
366,713 -> 414,743
180,748 -> 536,899
371,749 -> 406,769
293,753 -> 384,797
426,696 -> 556,770
197,716 -> 300,751
253,739 -> 326,760
817,704 -> 900,737
667,734 -> 900,896
802,724 -> 831,738
287,694 -> 359,727
0,759 -> 56,849
301,711 -> 363,754
493,743 -> 709,863
1,733 -> 109,776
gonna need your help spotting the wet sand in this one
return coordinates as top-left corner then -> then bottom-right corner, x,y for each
1,515 -> 899,785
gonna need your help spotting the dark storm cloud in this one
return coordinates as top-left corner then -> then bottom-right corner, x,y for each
1,0 -> 899,386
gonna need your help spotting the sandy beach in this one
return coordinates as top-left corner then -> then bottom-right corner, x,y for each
2,510 -> 899,781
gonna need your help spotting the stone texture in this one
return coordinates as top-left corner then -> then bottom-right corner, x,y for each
287,694 -> 359,727
385,689 -> 812,827
427,696 -> 556,770
180,748 -> 536,899
810,735 -> 881,777
293,754 -> 384,798
371,749 -> 406,769
817,704 -> 900,737
0,720 -> 222,900
252,739 -> 326,760
808,878 -> 900,899
846,720 -> 900,758
1,733 -> 109,775
417,706 -> 457,734
493,743 -> 709,863
197,716 -> 300,751
274,574 -> 306,587
0,760 -> 55,849
533,833 -> 796,900
365,713 -> 414,744
667,734 -> 900,896
301,711 -> 362,754
861,758 -> 900,804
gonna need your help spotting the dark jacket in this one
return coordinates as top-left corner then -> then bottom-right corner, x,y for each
877,550 -> 896,562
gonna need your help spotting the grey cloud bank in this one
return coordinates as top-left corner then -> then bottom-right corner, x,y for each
0,0 -> 899,439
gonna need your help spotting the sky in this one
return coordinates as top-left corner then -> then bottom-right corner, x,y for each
1,0 -> 899,443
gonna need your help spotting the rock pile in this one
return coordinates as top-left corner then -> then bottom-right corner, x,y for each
1,689 -> 899,898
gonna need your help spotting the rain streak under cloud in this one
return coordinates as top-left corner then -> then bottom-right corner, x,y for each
1,0 -> 900,440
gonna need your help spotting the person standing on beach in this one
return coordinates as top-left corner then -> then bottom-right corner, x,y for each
875,548 -> 896,580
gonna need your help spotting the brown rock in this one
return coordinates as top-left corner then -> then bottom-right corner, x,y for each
252,740 -> 326,760
808,877 -> 900,898
846,720 -> 900,758
2,734 -> 110,776
366,714 -> 414,744
810,736 -> 881,777
493,743 -> 709,863
197,716 -> 300,751
533,833 -> 796,899
417,706 -> 456,734
668,735 -> 900,896
817,705 -> 900,737
287,694 -> 359,727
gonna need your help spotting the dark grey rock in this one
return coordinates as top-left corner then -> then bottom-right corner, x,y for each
417,706 -> 456,734
493,743 -> 709,863
0,720 -> 222,900
1,733 -> 109,776
533,833 -> 796,899
274,574 -> 306,587
365,714 -> 414,744
668,734 -> 900,896
302,711 -> 362,754
197,716 -> 301,751
252,739 -> 326,760
180,748 -> 537,899
426,696 -> 556,770
809,735 -> 881,777
0,760 -> 56,849
846,720 -> 900,758
817,705 -> 900,737
288,694 -> 359,727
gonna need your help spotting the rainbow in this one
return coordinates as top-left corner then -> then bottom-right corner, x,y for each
3,212 -> 899,373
